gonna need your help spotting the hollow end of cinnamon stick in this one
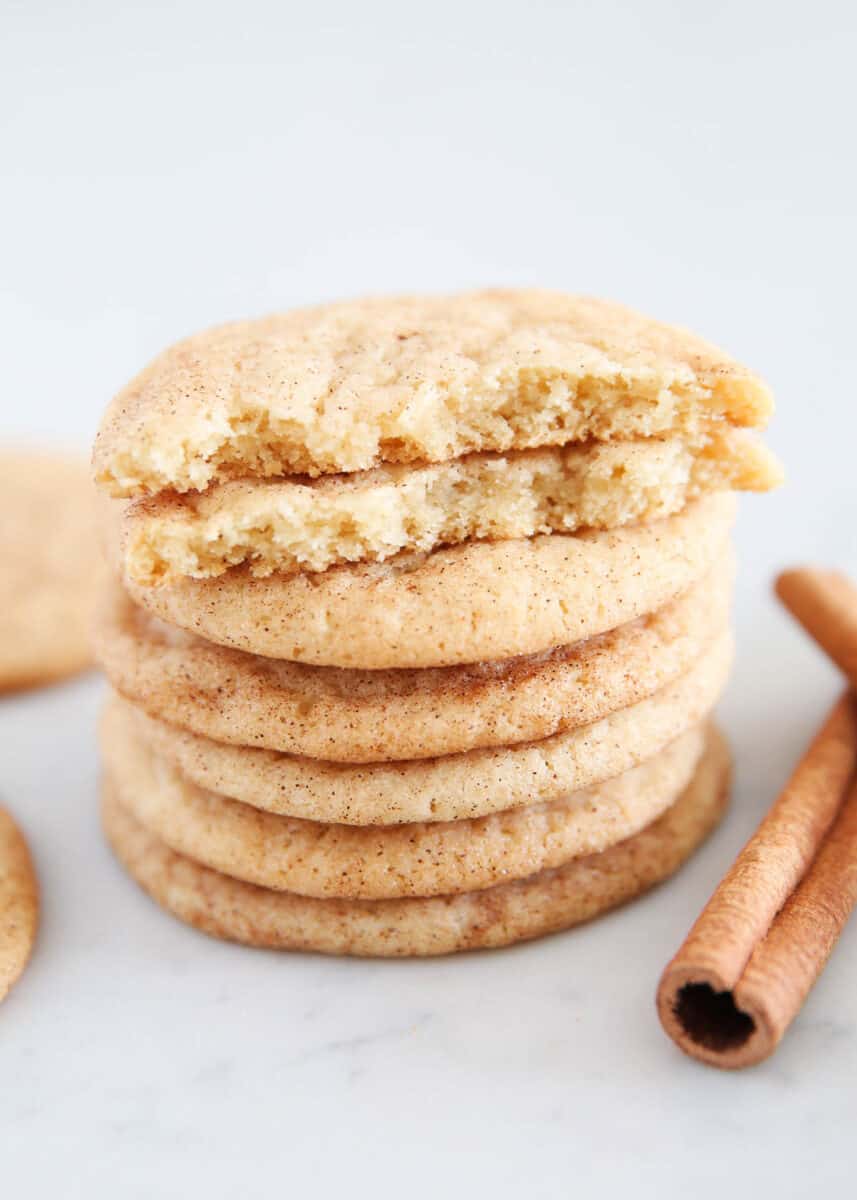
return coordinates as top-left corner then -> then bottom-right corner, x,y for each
657,963 -> 779,1070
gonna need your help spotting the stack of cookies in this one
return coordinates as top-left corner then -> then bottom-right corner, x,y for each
92,291 -> 779,957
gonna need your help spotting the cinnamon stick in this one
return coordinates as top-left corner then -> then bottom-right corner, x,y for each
776,569 -> 857,686
657,690 -> 857,1068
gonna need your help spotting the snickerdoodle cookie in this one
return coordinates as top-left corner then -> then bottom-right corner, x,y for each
102,711 -> 707,900
117,433 -> 777,585
105,492 -> 735,668
96,551 -> 732,763
101,724 -> 731,956
107,631 -> 731,825
0,452 -> 97,691
0,806 -> 38,1001
93,290 -> 773,496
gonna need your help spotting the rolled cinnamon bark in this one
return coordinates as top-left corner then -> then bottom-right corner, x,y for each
657,691 -> 857,1068
776,569 -> 857,686
0,806 -> 38,1003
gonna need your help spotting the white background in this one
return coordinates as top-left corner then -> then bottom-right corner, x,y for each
2,1 -> 856,1195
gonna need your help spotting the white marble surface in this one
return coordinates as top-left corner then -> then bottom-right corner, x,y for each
2,2 -> 857,1195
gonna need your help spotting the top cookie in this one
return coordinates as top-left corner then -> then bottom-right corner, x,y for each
93,290 -> 773,497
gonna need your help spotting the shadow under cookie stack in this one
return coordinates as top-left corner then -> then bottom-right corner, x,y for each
92,291 -> 779,957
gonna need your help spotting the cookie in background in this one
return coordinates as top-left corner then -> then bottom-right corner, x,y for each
0,450 -> 99,693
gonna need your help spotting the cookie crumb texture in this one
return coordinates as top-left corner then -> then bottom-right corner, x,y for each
103,705 -> 708,899
121,431 -> 779,585
93,290 -> 774,497
108,493 -> 736,668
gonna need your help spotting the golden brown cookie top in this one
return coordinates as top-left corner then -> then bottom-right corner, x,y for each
93,290 -> 773,497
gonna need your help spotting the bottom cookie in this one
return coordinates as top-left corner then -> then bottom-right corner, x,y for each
102,728 -> 731,958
